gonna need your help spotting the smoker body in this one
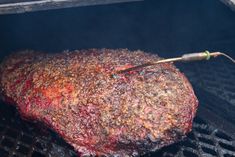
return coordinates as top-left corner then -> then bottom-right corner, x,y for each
0,0 -> 234,157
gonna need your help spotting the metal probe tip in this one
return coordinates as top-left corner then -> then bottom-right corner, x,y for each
114,51 -> 235,75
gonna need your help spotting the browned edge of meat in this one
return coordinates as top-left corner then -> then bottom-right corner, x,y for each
0,49 -> 198,156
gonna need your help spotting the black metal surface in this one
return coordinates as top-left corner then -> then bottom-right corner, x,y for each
178,58 -> 235,107
174,55 -> 235,139
0,0 -> 235,156
146,117 -> 235,157
0,102 -> 235,157
0,104 -> 77,157
221,0 -> 235,10
0,0 -> 142,15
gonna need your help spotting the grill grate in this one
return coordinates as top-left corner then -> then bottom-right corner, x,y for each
0,102 -> 234,157
146,117 -> 235,157
0,57 -> 235,157
177,57 -> 235,106
0,104 -> 77,157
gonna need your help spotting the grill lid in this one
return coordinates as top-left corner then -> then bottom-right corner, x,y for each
0,0 -> 142,15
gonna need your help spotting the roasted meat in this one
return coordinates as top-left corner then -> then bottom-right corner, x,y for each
0,49 -> 198,156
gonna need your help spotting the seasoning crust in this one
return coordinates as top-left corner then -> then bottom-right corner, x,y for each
0,49 -> 198,156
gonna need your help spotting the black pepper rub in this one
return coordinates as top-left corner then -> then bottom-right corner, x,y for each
0,49 -> 198,157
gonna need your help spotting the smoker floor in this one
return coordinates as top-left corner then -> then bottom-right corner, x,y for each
0,103 -> 234,157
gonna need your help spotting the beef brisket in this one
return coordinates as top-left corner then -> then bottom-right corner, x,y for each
0,49 -> 198,156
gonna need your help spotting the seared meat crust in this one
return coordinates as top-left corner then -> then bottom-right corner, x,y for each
0,49 -> 198,156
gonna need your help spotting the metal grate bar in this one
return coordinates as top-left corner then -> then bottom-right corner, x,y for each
0,0 -> 143,15
0,103 -> 234,157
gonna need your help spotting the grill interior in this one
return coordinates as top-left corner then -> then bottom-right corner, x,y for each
0,102 -> 235,157
178,59 -> 235,134
0,0 -> 235,156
